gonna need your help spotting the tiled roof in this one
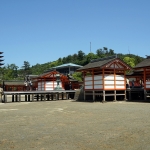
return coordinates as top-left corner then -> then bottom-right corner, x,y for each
52,63 -> 82,69
77,55 -> 117,71
134,58 -> 150,68
4,80 -> 24,85
37,70 -> 59,78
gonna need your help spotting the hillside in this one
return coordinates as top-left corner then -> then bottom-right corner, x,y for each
0,48 -> 145,81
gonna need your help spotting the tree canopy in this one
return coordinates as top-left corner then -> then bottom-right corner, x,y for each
0,48 -> 144,81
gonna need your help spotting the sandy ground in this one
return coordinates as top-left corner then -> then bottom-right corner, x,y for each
0,99 -> 150,150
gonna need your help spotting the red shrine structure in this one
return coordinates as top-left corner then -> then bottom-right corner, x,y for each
126,56 -> 150,99
32,70 -> 79,91
77,55 -> 132,102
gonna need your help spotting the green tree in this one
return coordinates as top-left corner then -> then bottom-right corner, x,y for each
72,72 -> 83,81
77,50 -> 85,61
21,61 -> 31,76
86,53 -> 98,63
72,54 -> 78,61
103,47 -> 108,55
123,57 -> 135,67
108,49 -> 115,55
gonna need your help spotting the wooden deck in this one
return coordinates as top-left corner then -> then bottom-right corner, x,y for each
2,90 -> 76,103
126,88 -> 150,101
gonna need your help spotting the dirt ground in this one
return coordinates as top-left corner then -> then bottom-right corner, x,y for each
0,99 -> 150,150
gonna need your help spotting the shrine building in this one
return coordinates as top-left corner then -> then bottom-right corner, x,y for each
76,55 -> 132,102
126,56 -> 150,100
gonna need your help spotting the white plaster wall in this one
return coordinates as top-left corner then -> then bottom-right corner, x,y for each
94,75 -> 102,80
85,81 -> 93,85
105,85 -> 114,89
94,80 -> 102,84
116,81 -> 124,84
116,85 -> 125,89
85,85 -> 93,89
94,85 -> 103,89
85,76 -> 92,81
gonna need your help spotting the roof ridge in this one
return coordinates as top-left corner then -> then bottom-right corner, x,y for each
90,55 -> 117,63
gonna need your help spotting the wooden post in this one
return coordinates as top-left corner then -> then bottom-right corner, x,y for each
113,90 -> 116,101
37,94 -> 39,101
93,90 -> 95,102
102,90 -> 105,102
15,94 -> 18,102
44,94 -> 46,101
25,95 -> 27,101
144,89 -> 147,100
12,95 -> 14,102
47,94 -> 50,101
51,94 -> 53,100
19,95 -> 21,102
57,93 -> 59,100
28,95 -> 30,101
124,90 -> 127,101
40,94 -> 42,101
61,93 -> 64,100
129,90 -> 131,100
4,95 -> 7,103
32,94 -> 34,101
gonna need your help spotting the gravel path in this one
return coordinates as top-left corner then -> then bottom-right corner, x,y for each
0,100 -> 150,150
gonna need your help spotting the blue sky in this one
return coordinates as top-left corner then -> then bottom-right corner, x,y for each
0,0 -> 149,68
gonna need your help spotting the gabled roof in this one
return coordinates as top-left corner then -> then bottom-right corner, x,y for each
4,80 -> 24,85
32,70 -> 78,82
52,63 -> 82,69
37,70 -> 62,78
77,55 -> 131,71
134,57 -> 150,69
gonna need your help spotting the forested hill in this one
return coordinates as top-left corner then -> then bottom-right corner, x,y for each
0,48 -> 144,80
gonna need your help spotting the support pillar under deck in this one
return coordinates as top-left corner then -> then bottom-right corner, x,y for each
113,90 -> 117,102
102,90 -> 106,103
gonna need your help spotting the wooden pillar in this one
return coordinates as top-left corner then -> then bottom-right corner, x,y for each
15,94 -> 18,102
12,95 -> 14,102
57,93 -> 59,100
44,94 -> 46,101
19,95 -> 21,102
28,95 -> 30,101
31,94 -> 34,101
102,90 -> 105,102
124,90 -> 127,101
61,93 -> 64,100
144,89 -> 147,100
92,70 -> 94,101
40,94 -> 43,101
36,94 -> 39,101
144,68 -> 146,89
25,95 -> 27,101
67,92 -> 69,100
129,90 -> 131,100
44,78 -> 46,91
113,90 -> 116,101
55,93 -> 57,100
93,90 -> 95,102
4,95 -> 7,103
84,91 -> 85,101
102,69 -> 104,90
114,68 -> 116,91
0,92 -> 3,103
47,94 -> 50,101
51,94 -> 54,100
